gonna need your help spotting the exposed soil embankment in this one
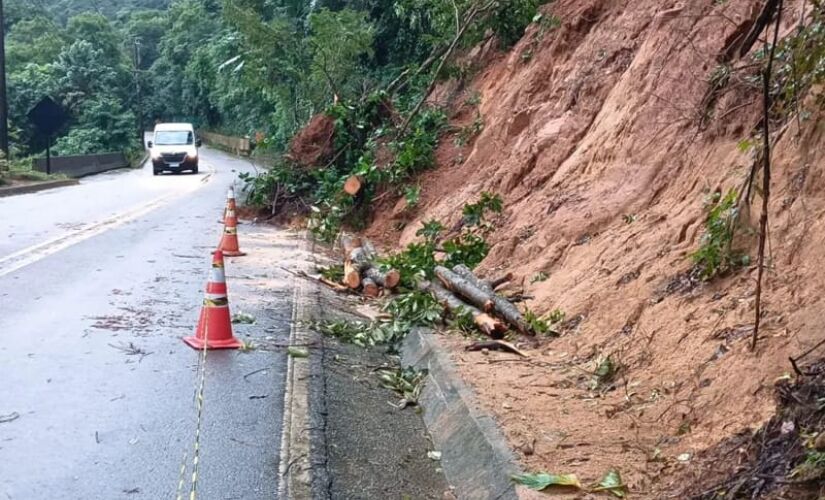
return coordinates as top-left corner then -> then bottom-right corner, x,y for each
363,0 -> 825,495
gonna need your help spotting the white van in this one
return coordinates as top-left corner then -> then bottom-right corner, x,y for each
147,123 -> 201,175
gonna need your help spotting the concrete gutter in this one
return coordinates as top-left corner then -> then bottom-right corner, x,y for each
0,178 -> 78,198
284,231 -> 520,499
402,328 -> 522,500
278,232 -> 323,499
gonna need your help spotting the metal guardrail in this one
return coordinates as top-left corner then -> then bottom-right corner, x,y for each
33,152 -> 130,178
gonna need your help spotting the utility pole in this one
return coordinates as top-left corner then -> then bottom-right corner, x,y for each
133,38 -> 143,144
0,0 -> 10,156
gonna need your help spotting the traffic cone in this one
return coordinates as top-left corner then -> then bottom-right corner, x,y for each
183,250 -> 243,350
218,205 -> 246,257
218,185 -> 237,224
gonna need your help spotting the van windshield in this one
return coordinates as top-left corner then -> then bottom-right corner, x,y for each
155,131 -> 193,145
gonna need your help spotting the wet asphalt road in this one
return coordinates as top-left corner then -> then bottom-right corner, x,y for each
0,148 -> 292,499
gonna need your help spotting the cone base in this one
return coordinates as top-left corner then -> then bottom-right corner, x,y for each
220,250 -> 246,256
183,335 -> 243,350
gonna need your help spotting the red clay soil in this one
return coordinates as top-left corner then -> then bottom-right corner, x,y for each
364,0 -> 825,497
286,113 -> 336,168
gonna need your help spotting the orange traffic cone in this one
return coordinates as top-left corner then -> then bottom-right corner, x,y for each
218,185 -> 237,224
183,250 -> 243,350
218,204 -> 246,257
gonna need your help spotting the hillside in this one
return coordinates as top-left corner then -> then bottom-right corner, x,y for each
355,0 -> 825,496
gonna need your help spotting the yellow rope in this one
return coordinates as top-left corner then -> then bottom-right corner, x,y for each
176,316 -> 210,500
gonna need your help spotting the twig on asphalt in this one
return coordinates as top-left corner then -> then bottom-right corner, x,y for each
0,412 -> 20,424
243,367 -> 270,381
109,342 -> 152,362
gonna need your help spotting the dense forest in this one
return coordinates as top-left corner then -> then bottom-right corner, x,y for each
4,0 -> 537,161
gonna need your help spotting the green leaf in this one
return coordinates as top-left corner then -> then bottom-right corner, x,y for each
511,472 -> 581,490
592,469 -> 627,497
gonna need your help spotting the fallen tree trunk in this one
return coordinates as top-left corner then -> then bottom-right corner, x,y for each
426,281 -> 506,338
340,234 -> 363,255
343,246 -> 373,289
361,277 -> 380,298
343,261 -> 362,289
364,267 -> 401,289
435,266 -> 495,312
448,265 -> 533,335
452,265 -> 512,292
452,264 -> 494,293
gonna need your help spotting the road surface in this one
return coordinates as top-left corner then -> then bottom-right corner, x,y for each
0,147 -> 295,499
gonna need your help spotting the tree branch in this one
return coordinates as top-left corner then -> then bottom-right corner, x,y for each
752,0 -> 783,351
396,0 -> 496,138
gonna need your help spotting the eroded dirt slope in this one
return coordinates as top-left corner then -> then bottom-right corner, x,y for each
366,0 -> 825,495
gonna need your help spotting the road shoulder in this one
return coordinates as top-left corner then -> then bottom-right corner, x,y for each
0,178 -> 78,198
282,236 -> 450,499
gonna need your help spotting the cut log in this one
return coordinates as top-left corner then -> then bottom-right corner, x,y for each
343,175 -> 364,196
364,267 -> 401,289
343,246 -> 373,289
343,261 -> 361,289
340,234 -> 363,256
453,264 -> 494,293
361,277 -> 380,298
435,266 -> 495,312
453,265 -> 512,293
465,340 -> 528,358
426,281 -> 506,338
349,247 -> 373,267
447,265 -> 533,335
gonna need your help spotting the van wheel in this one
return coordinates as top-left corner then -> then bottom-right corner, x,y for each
153,170 -> 160,176
192,167 -> 199,174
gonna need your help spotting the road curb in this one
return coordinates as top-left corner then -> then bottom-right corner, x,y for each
0,179 -> 78,198
402,328 -> 521,500
278,231 -> 323,499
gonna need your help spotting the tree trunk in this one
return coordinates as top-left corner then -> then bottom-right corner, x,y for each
452,264 -> 494,293
349,247 -> 372,265
344,175 -> 363,196
364,267 -> 401,289
362,277 -> 380,298
343,261 -> 361,289
343,246 -> 372,289
435,266 -> 495,312
453,265 -> 512,292
426,281 -> 506,338
447,265 -> 533,335
340,234 -> 362,255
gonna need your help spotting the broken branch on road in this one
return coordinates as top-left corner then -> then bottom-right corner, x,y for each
108,342 -> 152,361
